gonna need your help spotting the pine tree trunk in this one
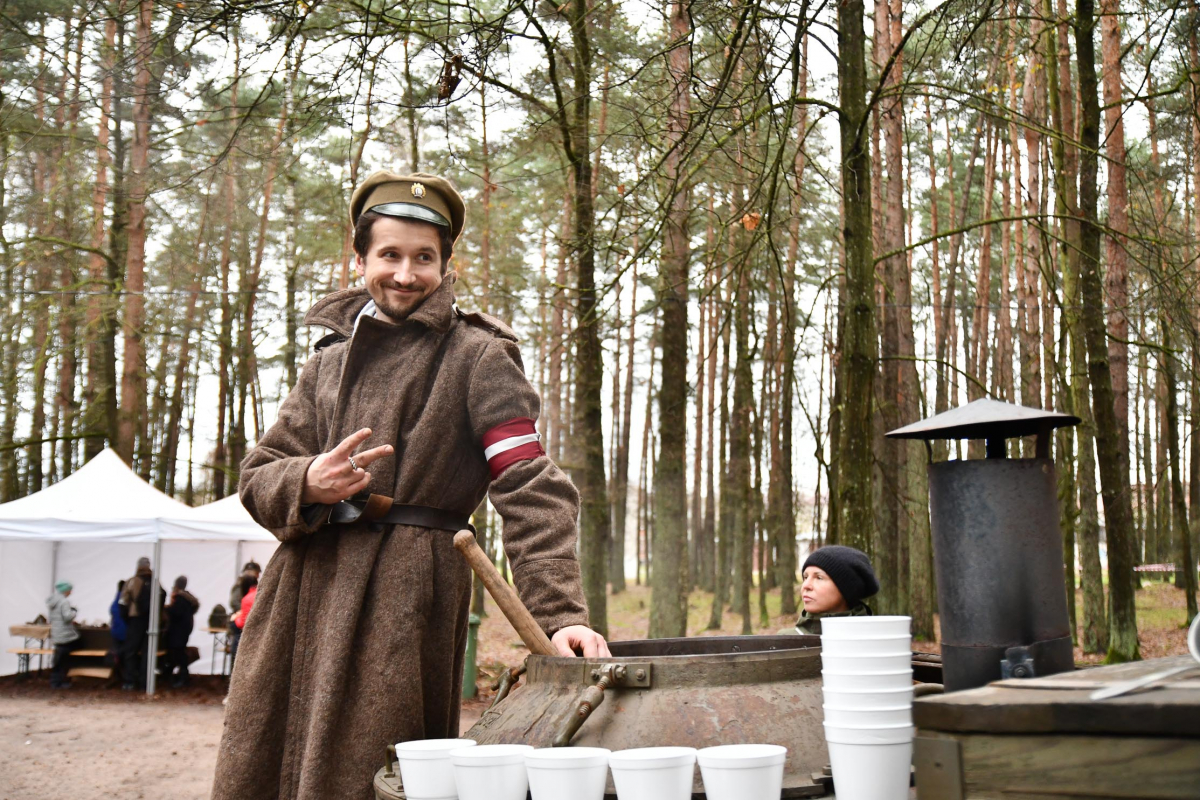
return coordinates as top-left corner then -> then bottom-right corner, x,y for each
1100,0 -> 1130,457
566,0 -> 609,637
83,18 -> 117,461
836,0 -> 877,558
708,276 -> 733,630
610,259 -> 637,593
1075,0 -> 1140,661
213,50 -> 239,499
649,0 -> 692,638
1162,324 -> 1199,623
116,0 -> 154,467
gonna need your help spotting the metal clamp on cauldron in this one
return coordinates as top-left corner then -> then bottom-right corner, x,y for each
552,661 -> 652,747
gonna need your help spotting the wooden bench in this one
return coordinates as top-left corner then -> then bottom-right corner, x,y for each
72,649 -> 108,658
66,666 -> 112,680
7,647 -> 53,675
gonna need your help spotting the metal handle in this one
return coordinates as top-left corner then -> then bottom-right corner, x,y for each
489,662 -> 527,709
552,671 -> 613,747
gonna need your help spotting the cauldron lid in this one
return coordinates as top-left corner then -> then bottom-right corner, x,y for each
886,398 -> 1079,442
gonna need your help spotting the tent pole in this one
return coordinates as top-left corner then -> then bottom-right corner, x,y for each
146,535 -> 163,697
50,541 -> 59,593
235,540 -> 243,580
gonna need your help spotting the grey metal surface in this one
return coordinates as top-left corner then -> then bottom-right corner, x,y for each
928,459 -> 1073,692
885,398 -> 1080,442
463,635 -> 830,796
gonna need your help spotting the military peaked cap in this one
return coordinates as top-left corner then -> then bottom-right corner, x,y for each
349,170 -> 466,243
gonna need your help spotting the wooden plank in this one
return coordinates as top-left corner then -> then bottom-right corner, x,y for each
71,649 -> 108,657
66,667 -> 112,679
914,657 -> 1200,737
7,648 -> 54,655
9,625 -> 50,638
918,730 -> 1200,800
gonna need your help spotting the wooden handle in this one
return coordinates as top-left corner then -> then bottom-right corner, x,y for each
453,530 -> 557,656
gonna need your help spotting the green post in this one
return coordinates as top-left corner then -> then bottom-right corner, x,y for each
463,613 -> 481,699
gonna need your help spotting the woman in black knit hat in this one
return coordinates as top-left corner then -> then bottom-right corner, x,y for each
794,545 -> 880,635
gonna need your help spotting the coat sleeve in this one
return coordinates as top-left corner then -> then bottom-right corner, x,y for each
239,352 -> 332,541
467,337 -> 591,637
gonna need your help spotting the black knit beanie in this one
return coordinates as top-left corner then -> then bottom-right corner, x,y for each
802,545 -> 880,607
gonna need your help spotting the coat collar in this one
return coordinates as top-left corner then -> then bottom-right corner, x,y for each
303,275 -> 458,338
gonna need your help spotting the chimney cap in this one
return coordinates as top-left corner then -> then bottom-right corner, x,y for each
885,398 -> 1080,442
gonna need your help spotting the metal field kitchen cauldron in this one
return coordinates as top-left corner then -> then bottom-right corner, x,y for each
374,635 -> 943,799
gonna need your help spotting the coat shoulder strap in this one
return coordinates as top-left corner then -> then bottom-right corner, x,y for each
454,307 -> 519,342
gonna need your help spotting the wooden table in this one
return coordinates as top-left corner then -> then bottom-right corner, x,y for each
913,656 -> 1200,799
8,625 -> 52,676
205,626 -> 232,677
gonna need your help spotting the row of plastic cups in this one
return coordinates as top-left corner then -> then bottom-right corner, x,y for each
395,739 -> 788,800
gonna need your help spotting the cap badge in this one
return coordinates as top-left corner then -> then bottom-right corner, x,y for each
411,182 -> 427,198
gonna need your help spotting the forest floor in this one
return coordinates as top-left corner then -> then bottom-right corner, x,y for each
0,581 -> 1192,799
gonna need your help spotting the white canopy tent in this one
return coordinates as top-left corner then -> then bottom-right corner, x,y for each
0,449 -> 279,692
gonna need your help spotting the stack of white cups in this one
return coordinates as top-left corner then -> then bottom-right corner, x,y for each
820,616 -> 914,800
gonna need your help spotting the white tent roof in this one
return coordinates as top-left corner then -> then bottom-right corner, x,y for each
159,494 -> 276,542
0,449 -> 188,542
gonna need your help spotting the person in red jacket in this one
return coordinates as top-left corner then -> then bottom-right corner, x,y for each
230,574 -> 258,666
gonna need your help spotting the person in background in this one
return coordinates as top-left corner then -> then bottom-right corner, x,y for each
230,573 -> 258,663
47,581 -> 80,689
795,545 -> 880,635
226,563 -> 260,671
118,556 -> 165,690
109,579 -> 128,683
228,561 -> 261,620
165,576 -> 200,688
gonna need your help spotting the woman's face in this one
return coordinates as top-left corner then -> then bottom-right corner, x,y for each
801,566 -> 849,614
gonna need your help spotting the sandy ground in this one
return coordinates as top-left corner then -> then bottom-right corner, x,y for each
0,675 -> 487,800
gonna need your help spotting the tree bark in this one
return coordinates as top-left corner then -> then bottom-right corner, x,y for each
1162,324 -> 1199,623
649,0 -> 692,639
835,0 -> 877,559
1100,0 -> 1130,457
115,0 -> 154,466
564,0 -> 609,637
1075,0 -> 1140,661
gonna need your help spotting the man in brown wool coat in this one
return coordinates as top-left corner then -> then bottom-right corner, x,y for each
212,170 -> 610,799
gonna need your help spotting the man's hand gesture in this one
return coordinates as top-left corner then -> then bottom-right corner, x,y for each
551,625 -> 612,658
302,428 -> 394,505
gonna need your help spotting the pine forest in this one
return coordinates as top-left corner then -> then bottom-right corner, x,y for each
2,0 -> 1199,661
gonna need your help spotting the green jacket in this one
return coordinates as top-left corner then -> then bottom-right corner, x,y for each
794,601 -> 872,635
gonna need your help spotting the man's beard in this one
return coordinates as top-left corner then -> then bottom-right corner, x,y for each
373,280 -> 430,321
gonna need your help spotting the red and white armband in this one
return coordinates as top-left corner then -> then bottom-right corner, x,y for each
481,418 -> 546,479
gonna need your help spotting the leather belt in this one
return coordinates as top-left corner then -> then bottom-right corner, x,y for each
329,493 -> 473,533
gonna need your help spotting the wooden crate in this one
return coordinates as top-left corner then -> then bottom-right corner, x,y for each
913,655 -> 1200,800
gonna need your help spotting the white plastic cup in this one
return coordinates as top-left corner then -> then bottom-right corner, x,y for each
450,744 -> 533,800
395,738 -> 477,800
821,670 -> 913,690
609,747 -> 697,800
821,615 -> 912,638
827,739 -> 912,800
823,722 -> 914,745
822,686 -> 914,709
525,747 -> 611,800
820,635 -> 912,656
823,705 -> 912,726
697,744 -> 787,800
821,653 -> 912,674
